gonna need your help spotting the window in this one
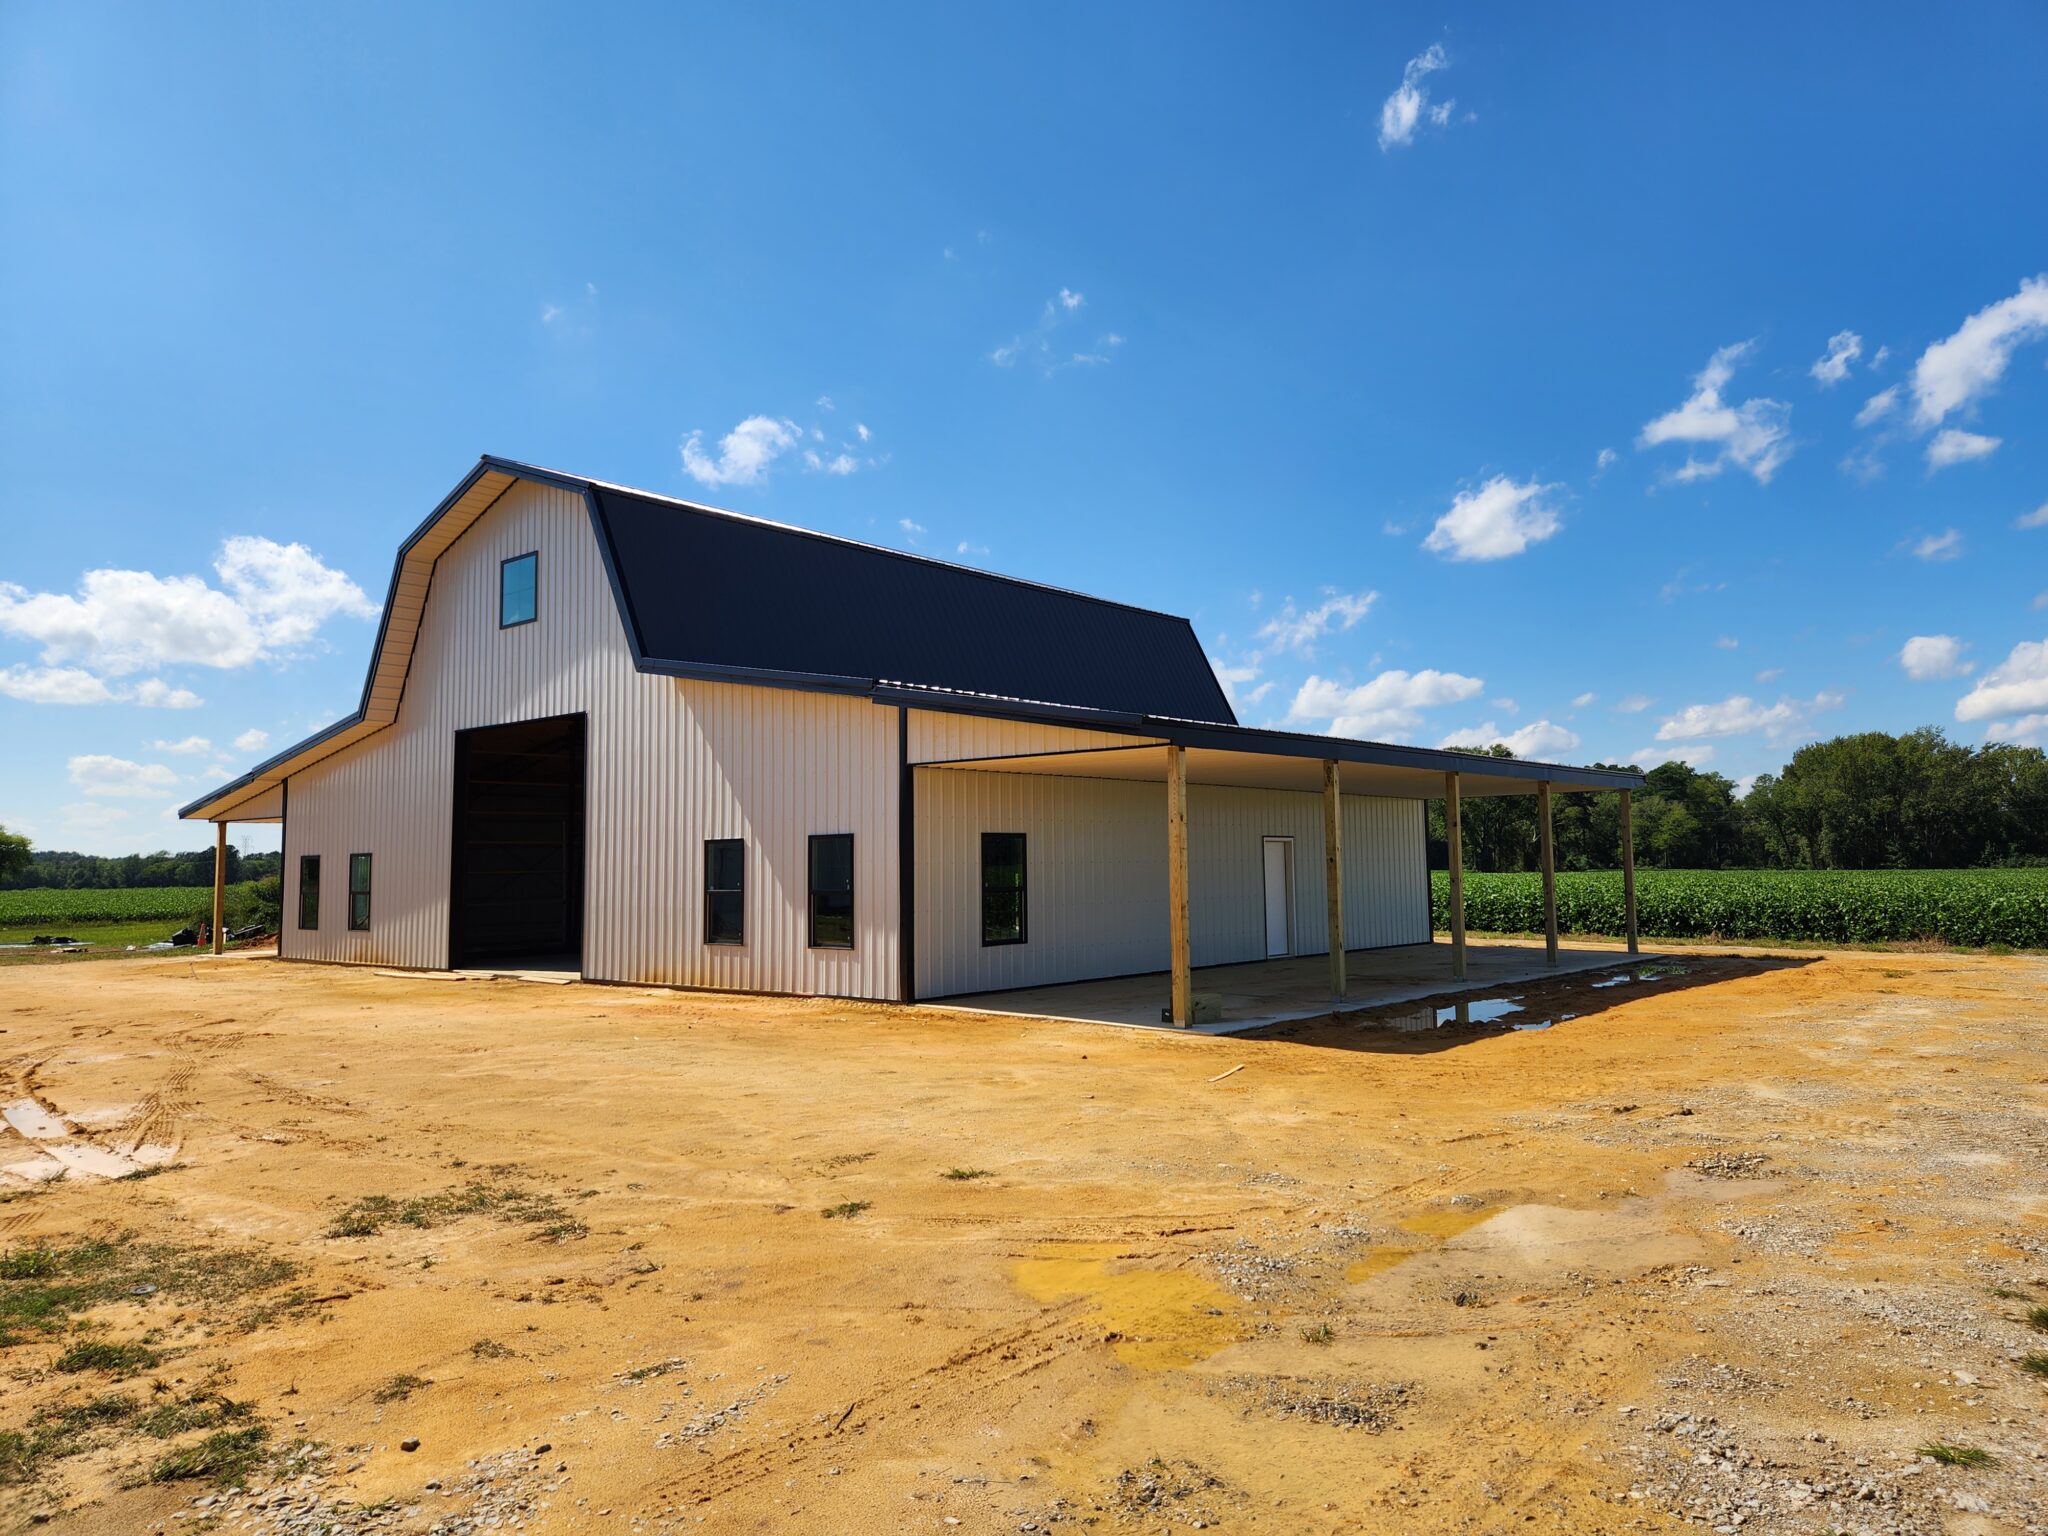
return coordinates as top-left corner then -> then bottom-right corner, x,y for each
500,552 -> 538,628
981,832 -> 1027,945
807,833 -> 854,949
298,855 -> 321,930
704,838 -> 745,945
348,853 -> 372,931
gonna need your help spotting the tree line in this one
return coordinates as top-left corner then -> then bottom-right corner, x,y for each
0,843 -> 283,891
1429,728 -> 2048,872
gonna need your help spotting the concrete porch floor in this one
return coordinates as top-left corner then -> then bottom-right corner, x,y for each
930,940 -> 1656,1034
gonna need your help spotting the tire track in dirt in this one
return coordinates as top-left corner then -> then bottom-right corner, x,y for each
647,1305 -> 1099,1507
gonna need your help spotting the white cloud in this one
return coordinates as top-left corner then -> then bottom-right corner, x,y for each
1615,694 -> 1654,713
1912,528 -> 1964,562
1377,43 -> 1455,151
68,754 -> 180,797
680,416 -> 806,487
1637,341 -> 1793,484
1571,691 -> 1596,708
1810,330 -> 1863,386
1899,635 -> 1972,680
855,423 -> 871,443
2017,502 -> 2048,530
1911,274 -> 2048,428
151,735 -> 213,755
1421,476 -> 1562,561
1854,385 -> 1899,429
60,801 -> 130,833
1210,660 -> 1273,714
1255,589 -> 1377,655
956,540 -> 989,559
232,727 -> 269,753
897,518 -> 925,545
1754,667 -> 1783,684
1437,718 -> 1581,759
1655,691 -> 1844,743
1955,636 -> 2048,723
1630,744 -> 1717,769
0,665 -> 118,705
0,538 -> 371,682
991,291 -> 1114,376
1490,696 -> 1519,715
130,679 -> 202,709
1926,428 -> 2000,470
1986,712 -> 2048,746
803,450 -> 860,476
1594,448 -> 1618,475
1715,635 -> 1739,650
1288,668 -> 1484,739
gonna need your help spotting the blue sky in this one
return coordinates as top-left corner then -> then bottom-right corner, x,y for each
4,3 -> 2047,857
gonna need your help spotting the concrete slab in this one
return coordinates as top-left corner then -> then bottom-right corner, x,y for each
929,941 -> 1659,1034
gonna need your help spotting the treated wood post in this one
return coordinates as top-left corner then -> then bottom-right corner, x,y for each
1538,781 -> 1558,966
1620,788 -> 1639,955
1322,759 -> 1346,1000
211,821 -> 227,956
1444,771 -> 1467,980
1166,744 -> 1193,1027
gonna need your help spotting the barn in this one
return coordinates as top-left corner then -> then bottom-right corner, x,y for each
181,457 -> 1645,1028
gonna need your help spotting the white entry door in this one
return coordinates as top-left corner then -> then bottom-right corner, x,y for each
1262,837 -> 1293,957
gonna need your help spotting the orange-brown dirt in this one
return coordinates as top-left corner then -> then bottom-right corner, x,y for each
1,945 -> 2044,1535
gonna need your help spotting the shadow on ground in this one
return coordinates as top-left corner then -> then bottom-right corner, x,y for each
1245,953 -> 1817,1054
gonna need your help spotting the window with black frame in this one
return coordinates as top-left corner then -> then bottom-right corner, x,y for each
298,854 -> 320,930
808,833 -> 854,949
981,832 -> 1026,945
348,853 -> 372,931
704,838 -> 745,945
500,552 -> 538,627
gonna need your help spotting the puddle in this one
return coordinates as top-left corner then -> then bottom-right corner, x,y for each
1590,963 -> 1691,989
0,1096 -> 176,1184
1012,1242 -> 1242,1369
1376,997 -> 1578,1033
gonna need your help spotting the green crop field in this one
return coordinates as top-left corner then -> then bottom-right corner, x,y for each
1431,868 -> 2048,949
0,884 -> 264,933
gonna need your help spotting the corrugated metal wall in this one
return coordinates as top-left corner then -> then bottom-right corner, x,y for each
282,480 -> 901,998
907,710 -> 1161,764
913,769 -> 1427,998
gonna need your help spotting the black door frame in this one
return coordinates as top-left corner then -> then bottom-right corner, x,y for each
448,712 -> 589,975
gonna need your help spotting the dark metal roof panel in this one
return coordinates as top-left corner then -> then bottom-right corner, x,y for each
592,485 -> 1237,724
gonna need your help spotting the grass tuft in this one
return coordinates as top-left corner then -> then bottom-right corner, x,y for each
821,1201 -> 871,1220
1,1235 -> 298,1347
1919,1442 -> 1993,1467
941,1168 -> 993,1181
54,1339 -> 161,1375
2019,1354 -> 2048,1379
150,1424 -> 269,1486
326,1180 -> 584,1241
371,1373 -> 429,1404
2026,1304 -> 2048,1332
1299,1322 -> 1335,1345
469,1337 -> 515,1360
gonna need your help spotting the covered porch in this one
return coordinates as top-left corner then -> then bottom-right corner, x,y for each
934,938 -> 1652,1033
914,726 -> 1646,1027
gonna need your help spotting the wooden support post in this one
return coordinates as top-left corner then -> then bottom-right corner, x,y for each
1619,787 -> 1639,955
1166,744 -> 1193,1027
1444,771 -> 1467,981
211,821 -> 227,956
1538,780 -> 1558,966
1322,759 -> 1346,1000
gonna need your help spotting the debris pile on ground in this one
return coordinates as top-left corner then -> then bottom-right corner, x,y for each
1213,1373 -> 1412,1431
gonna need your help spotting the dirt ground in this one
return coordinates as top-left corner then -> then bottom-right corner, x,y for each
2,945 -> 2044,1536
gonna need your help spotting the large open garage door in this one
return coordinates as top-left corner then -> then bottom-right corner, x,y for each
449,714 -> 586,971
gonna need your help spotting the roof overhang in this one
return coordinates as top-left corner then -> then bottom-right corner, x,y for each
916,740 -> 1638,797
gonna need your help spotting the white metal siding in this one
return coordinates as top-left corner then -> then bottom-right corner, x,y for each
913,769 -> 1427,997
281,480 -> 901,998
906,709 -> 1161,764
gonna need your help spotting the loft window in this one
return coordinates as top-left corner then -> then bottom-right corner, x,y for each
808,833 -> 854,949
704,838 -> 745,945
500,552 -> 538,628
981,832 -> 1027,946
348,853 -> 372,931
298,854 -> 321,930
